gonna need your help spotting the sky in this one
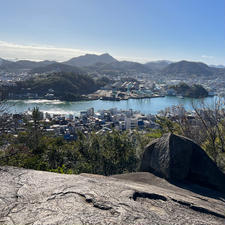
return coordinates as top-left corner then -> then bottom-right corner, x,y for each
0,0 -> 224,65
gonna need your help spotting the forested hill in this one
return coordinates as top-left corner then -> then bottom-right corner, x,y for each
64,53 -> 118,67
162,60 -> 213,76
30,62 -> 84,74
6,72 -> 109,101
170,83 -> 208,98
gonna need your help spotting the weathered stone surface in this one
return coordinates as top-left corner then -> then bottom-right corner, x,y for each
0,166 -> 225,225
140,133 -> 225,193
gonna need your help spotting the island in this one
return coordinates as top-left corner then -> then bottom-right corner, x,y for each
168,83 -> 208,98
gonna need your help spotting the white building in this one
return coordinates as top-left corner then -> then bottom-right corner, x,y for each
125,118 -> 138,130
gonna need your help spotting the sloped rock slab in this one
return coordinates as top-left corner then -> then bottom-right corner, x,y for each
0,166 -> 225,225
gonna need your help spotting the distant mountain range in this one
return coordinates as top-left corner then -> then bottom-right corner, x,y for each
210,64 -> 225,69
0,54 -> 224,78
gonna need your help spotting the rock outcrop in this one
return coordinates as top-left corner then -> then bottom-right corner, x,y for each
140,133 -> 225,193
0,166 -> 225,225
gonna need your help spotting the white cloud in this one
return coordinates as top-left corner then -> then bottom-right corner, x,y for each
0,40 -> 102,61
201,54 -> 214,59
0,40 -> 153,63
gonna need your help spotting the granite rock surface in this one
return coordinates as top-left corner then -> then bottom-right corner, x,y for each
0,166 -> 225,225
140,133 -> 225,193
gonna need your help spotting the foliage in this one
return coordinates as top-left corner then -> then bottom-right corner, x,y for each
156,100 -> 225,172
1,99 -> 225,176
6,72 -> 110,101
156,116 -> 179,134
170,82 -> 208,98
0,128 -> 141,176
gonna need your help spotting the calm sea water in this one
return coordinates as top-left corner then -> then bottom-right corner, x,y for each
5,96 -> 216,116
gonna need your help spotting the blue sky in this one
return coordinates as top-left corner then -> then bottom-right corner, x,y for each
0,0 -> 224,65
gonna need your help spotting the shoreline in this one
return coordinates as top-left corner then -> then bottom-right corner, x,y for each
6,94 -> 214,102
4,96 -> 217,116
6,95 -> 166,102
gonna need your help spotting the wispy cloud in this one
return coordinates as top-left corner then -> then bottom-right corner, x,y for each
0,40 -> 102,61
0,40 -> 153,63
201,54 -> 214,59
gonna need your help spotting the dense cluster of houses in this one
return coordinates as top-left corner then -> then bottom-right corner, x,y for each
1,104 -> 217,143
1,107 -> 162,141
43,107 -> 161,140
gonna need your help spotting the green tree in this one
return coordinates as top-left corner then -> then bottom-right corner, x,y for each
31,107 -> 43,154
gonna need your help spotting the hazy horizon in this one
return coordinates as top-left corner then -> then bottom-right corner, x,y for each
0,0 -> 224,65
0,47 -> 224,67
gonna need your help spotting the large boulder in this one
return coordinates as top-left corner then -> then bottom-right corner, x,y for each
140,133 -> 225,193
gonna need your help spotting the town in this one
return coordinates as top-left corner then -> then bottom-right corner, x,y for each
0,107 -> 159,140
1,104 -> 205,143
1,55 -> 224,101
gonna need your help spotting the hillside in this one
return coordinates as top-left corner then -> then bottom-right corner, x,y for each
85,60 -> 152,75
162,60 -> 213,77
103,61 -> 151,73
145,60 -> 171,71
170,83 -> 208,97
7,72 -> 106,100
0,58 -> 11,66
30,62 -> 83,74
0,59 -> 56,72
64,53 -> 118,67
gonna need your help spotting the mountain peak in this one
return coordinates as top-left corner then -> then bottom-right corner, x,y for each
64,53 -> 117,67
100,53 -> 111,56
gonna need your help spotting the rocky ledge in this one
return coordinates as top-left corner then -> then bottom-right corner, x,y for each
0,166 -> 225,225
